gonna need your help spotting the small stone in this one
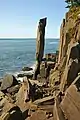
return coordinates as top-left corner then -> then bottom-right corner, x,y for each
22,67 -> 33,71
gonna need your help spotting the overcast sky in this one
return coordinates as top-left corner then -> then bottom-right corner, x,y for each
0,0 -> 68,38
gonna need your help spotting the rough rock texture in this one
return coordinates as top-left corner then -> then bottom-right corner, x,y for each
28,110 -> 46,120
1,74 -> 18,91
59,7 -> 80,92
53,97 -> 65,120
60,75 -> 80,120
49,6 -> 80,120
33,96 -> 54,106
7,85 -> 20,94
16,78 -> 30,111
0,91 -> 14,114
1,7 -> 80,120
33,17 -> 47,80
0,91 -> 24,120
49,70 -> 60,88
50,7 -> 80,92
0,106 -> 24,120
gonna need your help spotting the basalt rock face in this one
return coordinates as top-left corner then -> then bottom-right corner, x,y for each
50,7 -> 80,92
60,75 -> 80,120
49,6 -> 80,120
59,7 -> 80,92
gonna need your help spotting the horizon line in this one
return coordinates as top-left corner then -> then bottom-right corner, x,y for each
0,37 -> 59,39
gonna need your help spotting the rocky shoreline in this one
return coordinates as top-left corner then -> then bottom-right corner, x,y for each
0,52 -> 57,120
1,6 -> 80,120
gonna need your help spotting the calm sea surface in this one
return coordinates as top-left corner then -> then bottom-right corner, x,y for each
0,38 -> 59,77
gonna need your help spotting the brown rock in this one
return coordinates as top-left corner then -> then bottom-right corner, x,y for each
0,106 -> 24,120
0,91 -> 14,114
33,17 -> 47,80
49,70 -> 60,88
33,96 -> 54,106
61,78 -> 80,120
47,61 -> 55,69
0,91 -> 20,118
29,110 -> 46,120
7,85 -> 20,94
16,78 -> 31,111
45,53 -> 56,62
58,19 -> 65,64
60,43 -> 80,92
53,97 -> 65,120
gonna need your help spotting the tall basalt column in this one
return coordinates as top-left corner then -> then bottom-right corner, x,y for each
58,19 -> 65,64
33,17 -> 47,80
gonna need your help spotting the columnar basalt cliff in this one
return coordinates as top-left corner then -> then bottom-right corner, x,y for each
50,6 -> 80,120
59,7 -> 80,92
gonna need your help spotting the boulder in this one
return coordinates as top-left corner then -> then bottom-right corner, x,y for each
29,79 -> 43,87
0,106 -> 24,120
60,79 -> 80,120
22,67 -> 33,71
1,74 -> 18,91
16,77 -> 31,111
0,91 -> 16,116
17,72 -> 33,79
7,85 -> 20,94
45,53 -> 56,62
29,110 -> 46,120
33,96 -> 54,106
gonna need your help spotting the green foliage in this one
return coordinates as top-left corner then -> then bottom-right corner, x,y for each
65,0 -> 80,8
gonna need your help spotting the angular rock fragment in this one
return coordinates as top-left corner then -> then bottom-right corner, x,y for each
7,85 -> 20,94
33,96 -> 54,105
1,74 -> 18,91
0,106 -> 24,120
29,110 -> 46,120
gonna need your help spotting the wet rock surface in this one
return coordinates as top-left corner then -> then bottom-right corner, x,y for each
22,67 -> 33,71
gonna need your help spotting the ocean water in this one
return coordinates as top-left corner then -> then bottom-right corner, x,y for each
0,38 -> 59,77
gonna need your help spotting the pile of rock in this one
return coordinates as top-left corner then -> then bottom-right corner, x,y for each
0,73 -> 55,120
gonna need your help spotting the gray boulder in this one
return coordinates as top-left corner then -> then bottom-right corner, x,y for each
1,74 -> 18,91
22,67 -> 33,71
7,85 -> 20,94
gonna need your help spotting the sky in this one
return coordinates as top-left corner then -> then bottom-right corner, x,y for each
0,0 -> 68,38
